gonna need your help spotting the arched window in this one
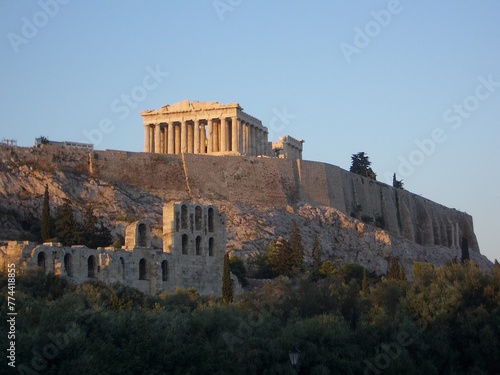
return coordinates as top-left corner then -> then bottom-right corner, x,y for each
182,234 -> 189,255
64,253 -> 73,277
161,260 -> 168,281
37,252 -> 46,269
208,207 -> 214,232
195,206 -> 202,231
138,223 -> 147,247
195,236 -> 202,256
88,255 -> 96,278
181,204 -> 188,229
120,257 -> 125,280
139,258 -> 147,280
208,237 -> 215,256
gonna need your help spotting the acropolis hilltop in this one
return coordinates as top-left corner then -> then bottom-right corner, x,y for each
0,99 -> 492,297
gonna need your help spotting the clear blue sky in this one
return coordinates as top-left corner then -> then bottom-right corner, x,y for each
1,1 -> 499,262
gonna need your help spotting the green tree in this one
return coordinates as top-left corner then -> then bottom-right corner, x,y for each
312,235 -> 322,270
36,135 -> 49,145
222,252 -> 233,303
81,205 -> 112,248
341,262 -> 365,285
95,222 -> 112,248
268,224 -> 305,278
41,185 -> 51,242
386,256 -> 406,281
461,238 -> 470,263
229,255 -> 247,287
362,269 -> 370,296
289,221 -> 304,271
268,239 -> 293,276
250,244 -> 276,279
392,173 -> 404,189
350,152 -> 376,180
55,199 -> 80,246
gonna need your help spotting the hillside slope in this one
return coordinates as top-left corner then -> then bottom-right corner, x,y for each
0,145 -> 491,274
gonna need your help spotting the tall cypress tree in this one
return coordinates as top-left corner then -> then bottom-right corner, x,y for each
387,257 -> 406,281
362,269 -> 370,296
55,199 -> 80,246
289,221 -> 304,273
222,252 -> 233,303
41,185 -> 51,242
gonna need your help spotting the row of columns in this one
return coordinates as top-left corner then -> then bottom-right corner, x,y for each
144,117 -> 268,156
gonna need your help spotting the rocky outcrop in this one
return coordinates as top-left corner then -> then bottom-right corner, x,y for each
0,145 -> 491,276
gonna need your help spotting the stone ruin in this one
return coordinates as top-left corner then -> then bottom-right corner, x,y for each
0,202 -> 229,296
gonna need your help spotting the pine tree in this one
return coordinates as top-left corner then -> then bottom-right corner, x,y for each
81,205 -> 97,248
222,252 -> 233,303
362,269 -> 370,296
55,199 -> 80,246
269,239 -> 293,276
95,222 -> 112,248
386,257 -> 406,281
41,185 -> 51,242
289,221 -> 304,273
80,205 -> 112,249
392,173 -> 404,189
461,238 -> 470,263
350,152 -> 377,180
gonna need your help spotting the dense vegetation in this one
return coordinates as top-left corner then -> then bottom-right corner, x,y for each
1,261 -> 499,374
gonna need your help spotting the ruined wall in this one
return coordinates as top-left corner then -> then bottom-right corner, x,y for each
0,239 -> 224,296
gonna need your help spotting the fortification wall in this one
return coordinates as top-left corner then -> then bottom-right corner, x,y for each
86,150 -> 478,254
0,145 -> 479,256
182,154 -> 298,206
89,150 -> 189,200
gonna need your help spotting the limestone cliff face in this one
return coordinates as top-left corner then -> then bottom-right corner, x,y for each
0,145 -> 490,275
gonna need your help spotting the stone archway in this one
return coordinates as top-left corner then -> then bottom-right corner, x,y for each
88,255 -> 96,278
37,252 -> 46,269
138,223 -> 147,247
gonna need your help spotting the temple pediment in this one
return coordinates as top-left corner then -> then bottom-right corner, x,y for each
150,100 -> 241,113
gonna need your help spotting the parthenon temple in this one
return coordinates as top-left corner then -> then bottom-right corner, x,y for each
141,100 -> 273,157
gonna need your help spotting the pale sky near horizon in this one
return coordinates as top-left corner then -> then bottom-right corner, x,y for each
1,1 -> 499,262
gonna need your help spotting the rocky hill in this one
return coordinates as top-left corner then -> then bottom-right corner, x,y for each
0,145 -> 491,275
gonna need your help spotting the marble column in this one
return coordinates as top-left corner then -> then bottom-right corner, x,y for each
154,124 -> 161,153
187,122 -> 194,153
181,121 -> 187,153
214,121 -> 219,152
220,117 -> 227,152
200,123 -> 206,153
245,122 -> 250,154
149,126 -> 154,153
167,122 -> 174,154
174,123 -> 181,154
194,120 -> 200,154
207,119 -> 213,153
241,122 -> 246,154
231,117 -> 239,153
255,128 -> 262,156
162,125 -> 167,153
248,124 -> 254,156
144,125 -> 150,152
265,131 -> 269,156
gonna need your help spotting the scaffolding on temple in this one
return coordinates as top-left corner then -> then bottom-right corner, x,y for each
0,138 -> 17,146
